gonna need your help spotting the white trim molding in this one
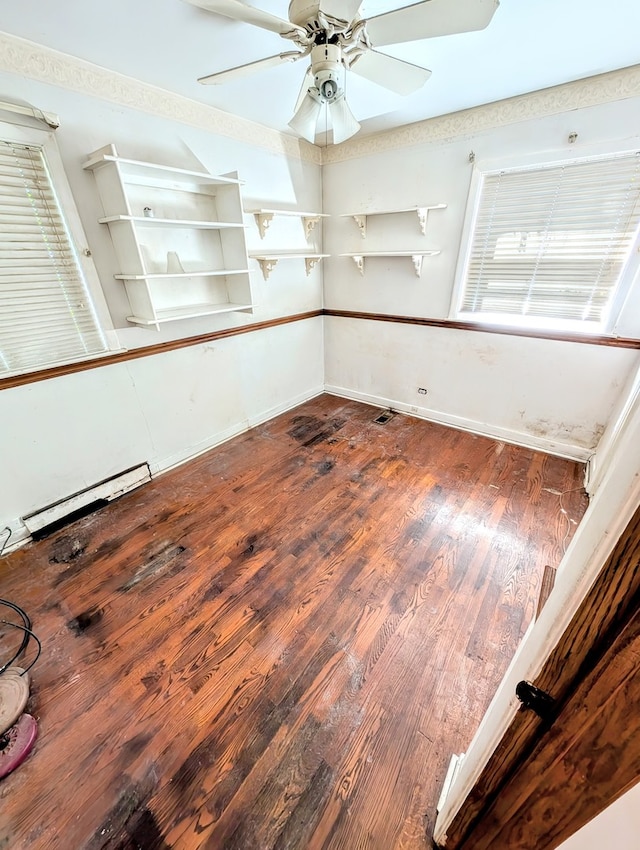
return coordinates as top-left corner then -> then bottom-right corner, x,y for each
0,31 -> 322,165
323,64 -> 640,164
324,384 -> 591,462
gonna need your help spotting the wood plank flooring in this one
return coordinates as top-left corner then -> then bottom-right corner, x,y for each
0,396 -> 588,850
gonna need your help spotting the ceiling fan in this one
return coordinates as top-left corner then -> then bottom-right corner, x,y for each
185,0 -> 500,144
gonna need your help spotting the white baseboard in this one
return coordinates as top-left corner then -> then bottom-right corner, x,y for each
148,385 -> 324,477
325,384 -> 591,462
2,387 -> 324,557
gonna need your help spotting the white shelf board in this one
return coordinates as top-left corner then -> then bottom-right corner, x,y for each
247,209 -> 328,217
341,204 -> 447,238
128,301 -> 253,325
115,269 -> 250,280
340,250 -> 441,277
84,151 -> 240,187
250,253 -> 329,260
247,209 -> 329,239
249,252 -> 329,280
99,215 -> 245,230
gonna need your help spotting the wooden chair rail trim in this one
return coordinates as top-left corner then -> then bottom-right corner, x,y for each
3,307 -> 638,393
0,310 -> 323,391
324,309 -> 640,349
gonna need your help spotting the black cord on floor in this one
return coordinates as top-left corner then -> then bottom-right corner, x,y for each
0,599 -> 35,675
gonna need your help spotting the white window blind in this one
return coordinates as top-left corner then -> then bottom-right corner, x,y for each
458,152 -> 640,331
0,139 -> 107,376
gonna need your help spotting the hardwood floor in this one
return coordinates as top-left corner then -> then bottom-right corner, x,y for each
0,396 -> 588,850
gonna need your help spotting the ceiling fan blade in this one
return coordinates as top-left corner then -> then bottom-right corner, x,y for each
289,92 -> 322,143
198,51 -> 305,84
186,0 -> 305,37
294,67 -> 314,113
350,50 -> 431,95
318,0 -> 364,25
329,96 -> 360,144
366,0 -> 500,47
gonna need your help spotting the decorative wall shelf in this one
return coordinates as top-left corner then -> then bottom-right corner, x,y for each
84,144 -> 253,330
341,204 -> 447,238
98,215 -> 244,231
250,252 -> 329,281
247,209 -> 329,240
340,251 -> 441,277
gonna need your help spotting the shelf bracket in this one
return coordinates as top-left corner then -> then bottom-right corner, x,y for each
304,256 -> 322,276
350,255 -> 365,276
256,257 -> 278,280
416,204 -> 446,235
253,212 -> 274,240
411,254 -> 424,277
302,215 -> 322,240
352,215 -> 367,239
416,207 -> 429,235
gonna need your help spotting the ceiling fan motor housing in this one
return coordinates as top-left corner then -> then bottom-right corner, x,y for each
310,43 -> 343,102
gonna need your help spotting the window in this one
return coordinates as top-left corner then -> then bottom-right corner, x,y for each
454,151 -> 640,334
0,119 -> 110,377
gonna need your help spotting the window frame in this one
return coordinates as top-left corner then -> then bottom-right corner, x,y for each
450,146 -> 640,338
0,117 -> 117,378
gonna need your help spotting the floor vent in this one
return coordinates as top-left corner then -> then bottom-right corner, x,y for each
373,409 -> 396,425
22,463 -> 151,538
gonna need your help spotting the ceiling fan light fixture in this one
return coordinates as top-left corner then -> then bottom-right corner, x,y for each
328,93 -> 360,144
288,90 -> 322,142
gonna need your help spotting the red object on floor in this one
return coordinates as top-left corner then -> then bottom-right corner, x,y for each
0,714 -> 38,779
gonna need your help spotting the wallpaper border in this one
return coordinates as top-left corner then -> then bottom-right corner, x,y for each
0,31 -> 322,164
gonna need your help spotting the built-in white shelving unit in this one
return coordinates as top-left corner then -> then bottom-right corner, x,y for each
248,208 -> 329,240
84,144 -> 254,329
341,204 -> 447,238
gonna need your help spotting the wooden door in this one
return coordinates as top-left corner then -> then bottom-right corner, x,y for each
440,500 -> 640,849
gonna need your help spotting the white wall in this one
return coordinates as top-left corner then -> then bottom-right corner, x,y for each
1,318 -> 324,537
322,91 -> 640,458
0,66 -> 324,548
325,316 -> 635,459
556,781 -> 640,850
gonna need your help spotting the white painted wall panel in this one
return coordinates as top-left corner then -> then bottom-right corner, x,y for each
1,318 -> 323,547
324,316 -> 636,457
323,94 -> 640,457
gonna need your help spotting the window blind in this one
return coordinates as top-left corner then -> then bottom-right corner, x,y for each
460,152 -> 640,328
0,140 -> 107,376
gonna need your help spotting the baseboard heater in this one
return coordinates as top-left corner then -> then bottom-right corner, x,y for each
22,463 -> 151,536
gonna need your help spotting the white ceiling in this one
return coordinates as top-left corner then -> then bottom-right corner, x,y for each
1,0 -> 639,142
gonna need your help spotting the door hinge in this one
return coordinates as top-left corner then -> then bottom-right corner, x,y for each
516,680 -> 555,720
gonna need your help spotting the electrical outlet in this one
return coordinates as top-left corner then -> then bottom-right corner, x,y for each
417,387 -> 428,395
